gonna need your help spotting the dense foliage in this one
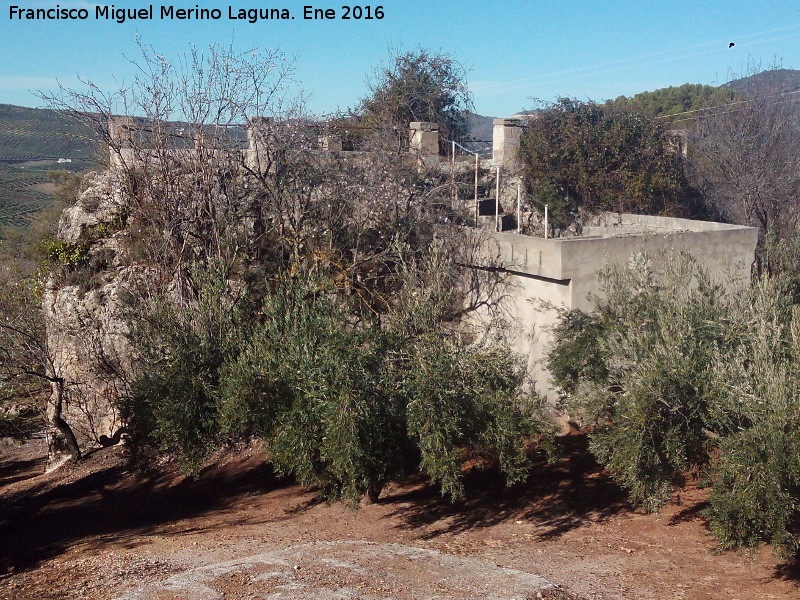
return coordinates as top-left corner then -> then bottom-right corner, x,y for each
706,278 -> 800,551
609,83 -> 737,120
357,49 -> 473,150
518,99 -> 704,234
548,251 -> 800,552
125,251 -> 543,502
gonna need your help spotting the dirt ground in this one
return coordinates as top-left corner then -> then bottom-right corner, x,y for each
0,433 -> 797,600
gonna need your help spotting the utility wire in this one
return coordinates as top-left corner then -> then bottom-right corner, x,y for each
655,87 -> 800,120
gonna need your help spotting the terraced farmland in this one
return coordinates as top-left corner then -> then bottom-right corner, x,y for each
0,104 -> 97,230
0,164 -> 54,227
0,104 -> 95,163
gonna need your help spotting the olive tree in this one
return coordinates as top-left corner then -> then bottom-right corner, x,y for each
548,251 -> 800,553
690,67 -> 800,237
357,48 -> 473,151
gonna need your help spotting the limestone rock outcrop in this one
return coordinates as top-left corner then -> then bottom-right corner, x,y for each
43,171 -> 145,446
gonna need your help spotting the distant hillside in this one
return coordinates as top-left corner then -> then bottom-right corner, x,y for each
465,111 -> 494,141
0,104 -> 95,163
606,69 -> 800,123
465,110 -> 541,142
0,104 -> 96,229
722,68 -> 800,96
608,84 -> 738,120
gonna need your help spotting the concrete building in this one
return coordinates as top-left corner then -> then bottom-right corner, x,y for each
105,114 -> 758,410
482,213 -> 758,401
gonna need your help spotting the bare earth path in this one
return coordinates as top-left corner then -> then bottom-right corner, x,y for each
0,434 -> 797,600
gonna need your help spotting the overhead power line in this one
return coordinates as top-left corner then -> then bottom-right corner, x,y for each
653,87 -> 800,123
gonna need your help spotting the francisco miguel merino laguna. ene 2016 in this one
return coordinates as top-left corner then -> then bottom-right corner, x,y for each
8,5 -> 299,23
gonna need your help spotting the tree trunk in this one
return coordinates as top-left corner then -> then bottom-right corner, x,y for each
361,483 -> 382,505
46,378 -> 81,461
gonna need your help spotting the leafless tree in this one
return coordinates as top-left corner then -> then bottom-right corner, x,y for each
0,277 -> 81,459
242,116 -> 508,322
41,39 -> 295,291
689,66 -> 800,237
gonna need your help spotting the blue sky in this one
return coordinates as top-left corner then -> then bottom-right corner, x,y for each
1,1 -> 799,118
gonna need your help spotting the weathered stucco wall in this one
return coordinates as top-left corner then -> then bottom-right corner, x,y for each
485,214 -> 758,402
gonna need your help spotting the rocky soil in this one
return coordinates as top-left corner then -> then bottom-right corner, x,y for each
0,434 -> 797,600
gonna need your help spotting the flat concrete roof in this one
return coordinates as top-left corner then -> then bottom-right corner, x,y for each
487,213 -> 758,281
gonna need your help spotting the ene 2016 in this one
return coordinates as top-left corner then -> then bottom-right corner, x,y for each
341,6 -> 384,19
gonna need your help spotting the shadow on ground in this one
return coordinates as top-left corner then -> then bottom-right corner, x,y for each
0,456 -> 46,487
383,434 -> 629,541
773,527 -> 800,587
774,552 -> 800,587
3,433 -> 799,592
0,447 -> 291,575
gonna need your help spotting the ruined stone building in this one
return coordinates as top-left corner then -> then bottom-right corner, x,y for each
44,116 -> 758,446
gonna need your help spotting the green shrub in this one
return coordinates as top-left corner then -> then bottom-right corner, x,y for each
547,308 -> 607,398
124,254 -> 544,502
550,251 -> 800,552
552,252 -> 740,510
218,272 -> 541,502
706,277 -> 800,553
40,238 -> 89,269
404,335 -> 537,498
121,262 -> 245,472
84,215 -> 127,242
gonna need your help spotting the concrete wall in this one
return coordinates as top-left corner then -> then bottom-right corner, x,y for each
484,214 -> 758,401
500,272 -> 571,398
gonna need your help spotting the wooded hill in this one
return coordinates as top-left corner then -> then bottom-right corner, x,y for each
609,68 -> 800,121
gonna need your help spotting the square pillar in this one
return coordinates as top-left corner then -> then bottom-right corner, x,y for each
492,118 -> 525,167
409,121 -> 439,157
108,117 -> 138,169
246,116 -> 274,171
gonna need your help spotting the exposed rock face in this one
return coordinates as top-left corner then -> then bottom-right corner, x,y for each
43,171 -> 143,446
